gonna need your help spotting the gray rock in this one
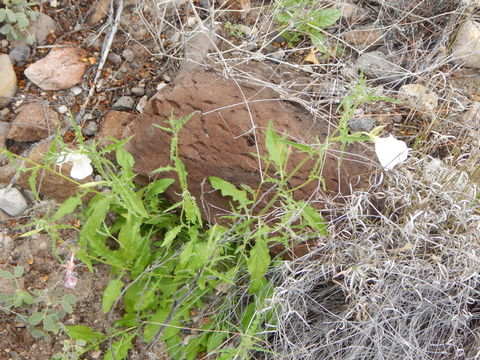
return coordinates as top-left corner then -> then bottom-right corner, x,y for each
451,20 -> 480,69
0,54 -> 17,109
0,187 -> 28,216
70,86 -> 83,96
27,13 -> 58,45
0,234 -> 14,249
121,49 -> 134,62
357,51 -> 405,84
269,50 -> 285,62
108,52 -> 122,66
82,121 -> 98,136
112,96 -> 135,111
348,117 -> 375,132
9,45 -> 31,66
131,87 -> 145,97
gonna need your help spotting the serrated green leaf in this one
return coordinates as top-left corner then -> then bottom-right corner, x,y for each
162,225 -> 182,249
0,270 -> 14,280
143,308 -> 168,342
66,325 -> 105,343
300,201 -> 328,236
28,312 -> 44,326
104,331 -> 136,360
13,266 -> 24,278
102,278 -> 123,313
53,196 -> 82,221
207,332 -> 227,352
265,121 -> 288,170
0,9 -> 6,22
209,176 -> 251,207
247,238 -> 270,293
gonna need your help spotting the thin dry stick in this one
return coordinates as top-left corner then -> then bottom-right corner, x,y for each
76,0 -> 124,125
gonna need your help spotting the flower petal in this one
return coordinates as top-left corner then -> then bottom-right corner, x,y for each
375,135 -> 409,171
69,155 -> 93,180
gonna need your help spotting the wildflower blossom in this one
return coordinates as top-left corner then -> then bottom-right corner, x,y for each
374,135 -> 409,171
63,252 -> 77,289
57,151 -> 93,180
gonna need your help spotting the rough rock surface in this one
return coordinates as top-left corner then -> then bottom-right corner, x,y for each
451,20 -> 480,69
96,110 -> 134,146
356,51 -> 405,84
27,13 -> 58,45
8,103 -> 60,142
0,187 -> 28,216
398,83 -> 439,114
342,25 -> 383,48
25,47 -> 87,90
122,68 -> 375,222
0,54 -> 17,109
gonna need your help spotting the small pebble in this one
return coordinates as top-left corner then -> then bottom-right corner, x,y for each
136,95 -> 148,113
83,113 -> 94,121
112,96 -> 135,111
70,86 -> 82,96
107,52 -> 122,66
161,74 -> 172,82
131,87 -> 145,97
57,105 -> 69,114
348,117 -> 375,132
121,48 -> 135,62
82,121 -> 98,137
156,83 -> 167,91
1,40 -> 8,49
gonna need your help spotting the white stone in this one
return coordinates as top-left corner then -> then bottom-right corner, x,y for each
398,83 -> 438,113
0,55 -> 17,109
70,86 -> 83,96
136,95 -> 148,113
0,187 -> 28,216
451,20 -> 480,69
57,105 -> 69,114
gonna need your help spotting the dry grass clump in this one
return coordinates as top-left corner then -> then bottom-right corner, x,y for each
267,154 -> 480,359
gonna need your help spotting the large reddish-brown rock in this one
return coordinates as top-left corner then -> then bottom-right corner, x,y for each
8,103 -> 60,142
123,68 -> 375,222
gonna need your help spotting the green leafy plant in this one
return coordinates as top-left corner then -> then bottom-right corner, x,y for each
0,266 -> 77,342
274,0 -> 340,50
4,83 -> 388,358
0,0 -> 38,43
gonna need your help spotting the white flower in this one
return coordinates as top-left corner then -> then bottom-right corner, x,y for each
57,151 -> 93,180
374,135 -> 409,171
